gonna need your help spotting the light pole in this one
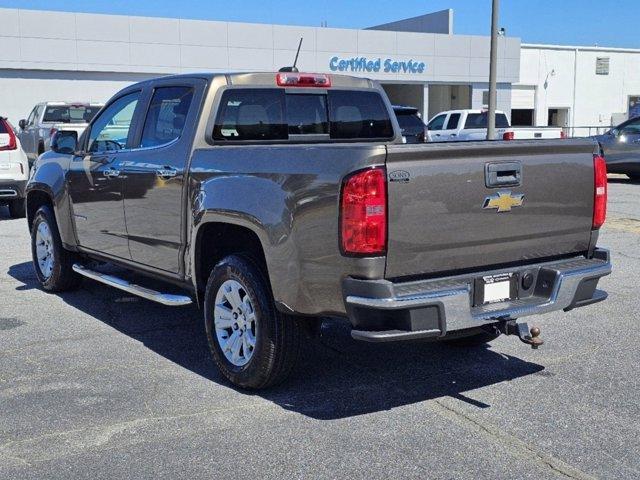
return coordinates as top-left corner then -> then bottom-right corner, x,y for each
487,0 -> 499,140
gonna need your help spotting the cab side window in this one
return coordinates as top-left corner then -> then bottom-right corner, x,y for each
26,106 -> 38,126
88,92 -> 140,153
34,105 -> 45,124
140,86 -> 194,148
428,114 -> 447,131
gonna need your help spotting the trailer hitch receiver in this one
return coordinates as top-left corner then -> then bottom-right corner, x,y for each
500,321 -> 544,349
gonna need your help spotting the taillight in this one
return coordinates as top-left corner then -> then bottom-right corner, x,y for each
0,118 -> 17,151
276,72 -> 331,88
340,167 -> 387,255
502,131 -> 515,140
49,127 -> 58,139
560,131 -> 567,139
593,154 -> 607,229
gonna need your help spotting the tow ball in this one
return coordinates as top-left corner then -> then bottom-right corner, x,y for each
499,321 -> 544,349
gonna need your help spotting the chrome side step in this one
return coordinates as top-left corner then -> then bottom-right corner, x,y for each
72,264 -> 192,306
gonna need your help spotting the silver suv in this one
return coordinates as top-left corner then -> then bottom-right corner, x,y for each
17,102 -> 103,163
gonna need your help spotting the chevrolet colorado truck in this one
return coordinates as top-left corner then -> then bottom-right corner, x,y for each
26,72 -> 611,389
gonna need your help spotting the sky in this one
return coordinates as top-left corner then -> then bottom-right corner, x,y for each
0,0 -> 639,49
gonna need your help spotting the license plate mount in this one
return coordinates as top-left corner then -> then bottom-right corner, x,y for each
474,272 -> 519,306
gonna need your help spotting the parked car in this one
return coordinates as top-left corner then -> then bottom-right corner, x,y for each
17,102 -> 103,164
427,109 -> 564,142
0,116 -> 29,218
594,116 -> 640,180
26,72 -> 611,389
392,105 -> 427,143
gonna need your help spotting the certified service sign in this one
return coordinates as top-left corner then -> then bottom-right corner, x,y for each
329,56 -> 426,74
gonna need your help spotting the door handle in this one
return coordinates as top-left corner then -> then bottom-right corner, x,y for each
156,167 -> 178,179
485,162 -> 522,188
103,167 -> 120,178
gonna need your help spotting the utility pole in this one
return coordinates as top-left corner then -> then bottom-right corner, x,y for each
487,0 -> 499,140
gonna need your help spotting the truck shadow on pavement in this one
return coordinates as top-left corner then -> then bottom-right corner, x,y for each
8,260 -> 544,421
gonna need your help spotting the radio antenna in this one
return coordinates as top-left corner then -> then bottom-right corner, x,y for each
279,38 -> 303,72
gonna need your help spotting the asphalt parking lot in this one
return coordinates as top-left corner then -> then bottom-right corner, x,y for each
1,175 -> 639,479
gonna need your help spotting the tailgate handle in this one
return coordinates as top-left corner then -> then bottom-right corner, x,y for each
485,162 -> 522,187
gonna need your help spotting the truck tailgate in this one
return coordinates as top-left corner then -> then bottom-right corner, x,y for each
385,139 -> 597,279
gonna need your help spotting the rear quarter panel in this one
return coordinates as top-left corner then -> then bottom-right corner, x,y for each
188,144 -> 387,316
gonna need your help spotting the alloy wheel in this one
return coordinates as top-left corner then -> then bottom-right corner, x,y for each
213,279 -> 257,367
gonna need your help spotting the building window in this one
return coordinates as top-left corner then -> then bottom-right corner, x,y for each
596,57 -> 610,75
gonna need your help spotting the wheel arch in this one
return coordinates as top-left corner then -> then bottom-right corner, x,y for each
26,187 -> 54,231
193,220 -> 271,303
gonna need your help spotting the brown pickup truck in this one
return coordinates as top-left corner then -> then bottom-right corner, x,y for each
26,72 -> 611,389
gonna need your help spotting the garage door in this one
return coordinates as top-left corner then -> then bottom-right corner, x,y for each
512,85 -> 535,110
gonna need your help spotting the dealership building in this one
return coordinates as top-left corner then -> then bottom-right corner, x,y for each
0,7 -> 639,133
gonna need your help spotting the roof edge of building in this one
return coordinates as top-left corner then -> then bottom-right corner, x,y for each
522,43 -> 640,54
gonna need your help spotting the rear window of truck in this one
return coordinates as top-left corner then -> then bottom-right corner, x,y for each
212,88 -> 393,142
43,105 -> 101,124
464,112 -> 510,129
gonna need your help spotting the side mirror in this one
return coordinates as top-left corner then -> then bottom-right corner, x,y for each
18,119 -> 27,130
51,130 -> 78,155
610,128 -> 619,137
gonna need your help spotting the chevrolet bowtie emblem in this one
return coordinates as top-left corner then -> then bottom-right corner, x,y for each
483,191 -> 525,212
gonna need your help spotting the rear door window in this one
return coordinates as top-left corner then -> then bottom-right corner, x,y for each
427,114 -> 447,131
140,86 -> 194,148
213,89 -> 287,141
464,112 -> 510,129
328,90 -> 394,140
445,113 -> 461,130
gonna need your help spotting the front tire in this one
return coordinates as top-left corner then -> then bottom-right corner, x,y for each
204,255 -> 301,389
8,199 -> 26,218
30,205 -> 81,292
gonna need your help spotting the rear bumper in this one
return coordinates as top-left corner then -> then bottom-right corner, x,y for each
343,249 -> 611,342
0,180 -> 27,200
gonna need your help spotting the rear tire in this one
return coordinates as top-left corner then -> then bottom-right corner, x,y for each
8,199 -> 26,218
442,330 -> 501,347
204,254 -> 301,389
30,205 -> 81,292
